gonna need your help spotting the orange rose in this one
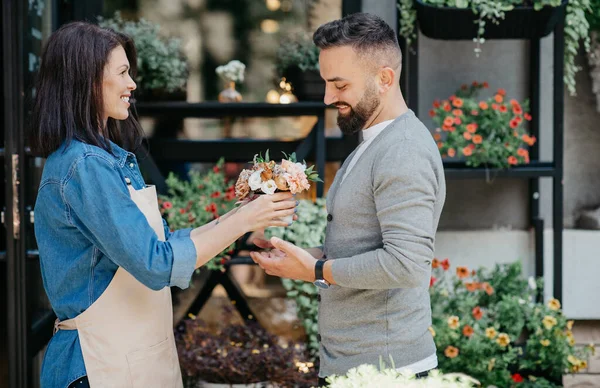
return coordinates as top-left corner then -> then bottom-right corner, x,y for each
466,123 -> 478,133
444,346 -> 459,358
462,325 -> 474,337
456,266 -> 469,279
472,306 -> 483,320
452,98 -> 464,108
472,135 -> 483,144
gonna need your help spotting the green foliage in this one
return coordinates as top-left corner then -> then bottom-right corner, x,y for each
265,198 -> 327,359
431,259 -> 594,387
98,11 -> 189,95
397,0 -> 591,96
275,32 -> 320,76
158,160 -> 237,271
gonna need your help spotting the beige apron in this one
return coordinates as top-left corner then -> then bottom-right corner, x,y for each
55,184 -> 184,388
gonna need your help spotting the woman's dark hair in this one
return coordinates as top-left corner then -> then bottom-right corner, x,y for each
29,21 -> 144,157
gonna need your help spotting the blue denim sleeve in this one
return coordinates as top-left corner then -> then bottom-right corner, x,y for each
63,154 -> 197,290
162,218 -> 193,241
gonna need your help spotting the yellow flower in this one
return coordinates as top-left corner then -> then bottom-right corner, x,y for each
547,298 -> 561,311
568,355 -> 579,365
566,331 -> 576,346
447,316 -> 460,330
542,315 -> 558,330
580,360 -> 588,369
567,320 -> 574,330
252,349 -> 260,354
487,358 -> 496,371
540,339 -> 551,347
428,326 -> 436,337
588,343 -> 596,356
486,327 -> 498,339
496,333 -> 511,347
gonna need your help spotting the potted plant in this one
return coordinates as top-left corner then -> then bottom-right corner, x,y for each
397,0 -> 591,95
429,81 -> 536,169
176,308 -> 318,387
265,198 -> 328,360
429,258 -> 595,387
275,32 -> 324,102
98,11 -> 189,101
586,0 -> 600,111
159,159 -> 238,271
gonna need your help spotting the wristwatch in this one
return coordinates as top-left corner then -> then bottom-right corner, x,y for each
313,259 -> 330,289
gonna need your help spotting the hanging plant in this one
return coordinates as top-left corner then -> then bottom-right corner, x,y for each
398,0 -> 592,95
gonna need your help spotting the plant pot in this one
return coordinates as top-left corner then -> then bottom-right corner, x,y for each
415,0 -> 567,40
282,66 -> 325,102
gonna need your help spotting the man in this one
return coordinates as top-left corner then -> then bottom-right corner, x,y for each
250,13 -> 446,386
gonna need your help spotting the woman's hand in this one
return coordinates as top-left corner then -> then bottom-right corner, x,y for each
234,192 -> 297,232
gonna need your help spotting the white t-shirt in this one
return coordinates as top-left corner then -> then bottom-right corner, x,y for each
341,117 -> 438,375
341,119 -> 394,183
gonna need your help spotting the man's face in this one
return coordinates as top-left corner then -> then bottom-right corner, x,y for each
319,46 -> 380,135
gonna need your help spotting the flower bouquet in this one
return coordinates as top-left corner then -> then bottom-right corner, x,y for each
235,151 -> 322,224
430,81 -> 536,169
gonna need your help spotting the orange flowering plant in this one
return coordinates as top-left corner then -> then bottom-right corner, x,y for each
159,159 -> 237,271
429,81 -> 536,169
430,259 -> 594,387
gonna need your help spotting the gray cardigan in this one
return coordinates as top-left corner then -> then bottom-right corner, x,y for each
319,110 -> 446,377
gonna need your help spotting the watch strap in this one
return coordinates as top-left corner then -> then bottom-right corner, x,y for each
315,259 -> 326,281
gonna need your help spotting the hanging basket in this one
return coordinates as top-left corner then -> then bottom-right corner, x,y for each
415,0 -> 567,40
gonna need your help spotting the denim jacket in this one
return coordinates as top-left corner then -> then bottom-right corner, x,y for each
34,139 -> 197,388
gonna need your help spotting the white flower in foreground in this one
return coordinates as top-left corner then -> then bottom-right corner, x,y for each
248,170 -> 263,191
327,365 -> 478,388
261,179 -> 277,195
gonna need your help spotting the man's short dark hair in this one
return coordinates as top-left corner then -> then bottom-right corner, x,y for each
312,13 -> 401,65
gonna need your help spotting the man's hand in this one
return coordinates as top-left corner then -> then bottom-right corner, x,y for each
253,237 -> 324,259
250,237 -> 317,282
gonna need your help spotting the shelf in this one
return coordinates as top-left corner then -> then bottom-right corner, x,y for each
443,161 -> 556,179
134,101 -> 329,118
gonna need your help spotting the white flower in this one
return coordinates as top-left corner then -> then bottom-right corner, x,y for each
248,170 -> 263,191
295,162 -> 306,172
215,60 -> 246,83
528,276 -> 537,290
261,179 -> 277,195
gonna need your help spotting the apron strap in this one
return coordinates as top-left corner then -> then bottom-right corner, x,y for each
54,317 -> 77,334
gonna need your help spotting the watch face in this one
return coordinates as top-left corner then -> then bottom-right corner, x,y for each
314,279 -> 330,289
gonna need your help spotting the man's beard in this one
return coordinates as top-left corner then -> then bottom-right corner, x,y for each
336,84 -> 380,136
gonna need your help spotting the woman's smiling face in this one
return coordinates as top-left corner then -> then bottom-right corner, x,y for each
102,45 -> 136,124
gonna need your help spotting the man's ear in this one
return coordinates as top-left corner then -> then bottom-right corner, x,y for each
378,67 -> 396,93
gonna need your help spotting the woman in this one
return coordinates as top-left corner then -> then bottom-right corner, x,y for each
30,22 -> 296,388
